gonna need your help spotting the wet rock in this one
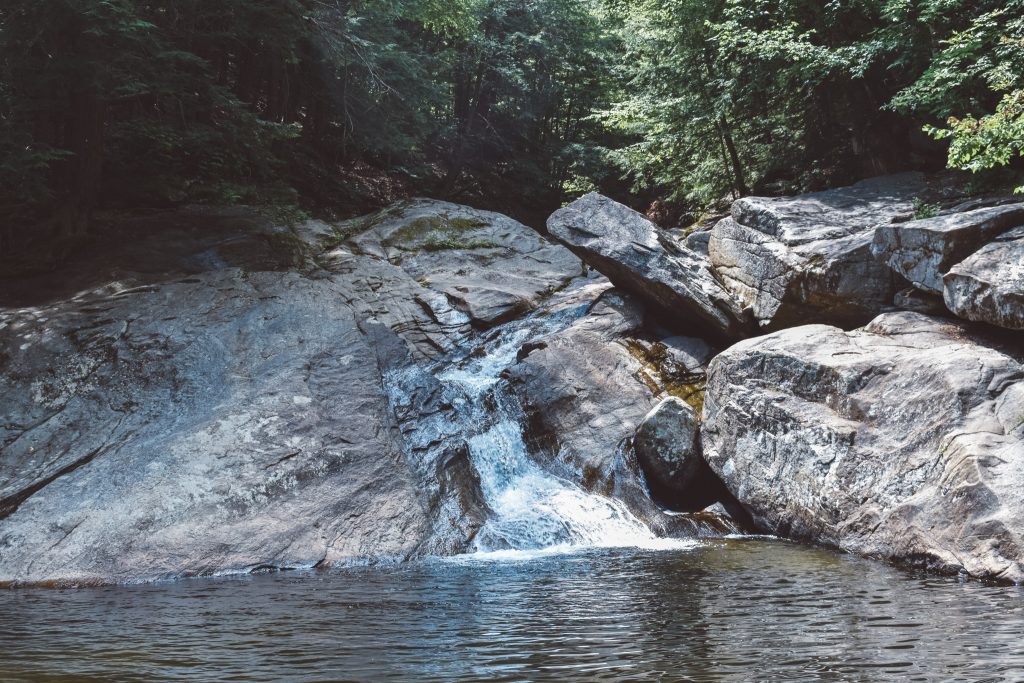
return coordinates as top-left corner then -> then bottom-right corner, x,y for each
710,173 -> 924,329
547,193 -> 751,342
657,336 -> 716,373
944,226 -> 1024,330
351,199 -> 583,327
702,311 -> 1024,582
507,289 -> 656,488
633,397 -> 725,511
872,202 -> 1024,294
505,288 -> 727,536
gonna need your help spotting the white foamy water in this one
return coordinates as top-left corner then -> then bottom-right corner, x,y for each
435,308 -> 695,558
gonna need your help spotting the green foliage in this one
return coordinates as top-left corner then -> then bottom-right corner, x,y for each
603,0 -> 1024,215
2,0 -> 1023,246
912,198 -> 940,220
0,0 -> 615,244
901,4 -> 1024,191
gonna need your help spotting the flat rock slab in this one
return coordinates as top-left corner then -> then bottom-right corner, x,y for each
702,311 -> 1024,582
710,173 -> 924,329
351,199 -> 582,327
547,193 -> 751,342
872,202 -> 1024,295
944,226 -> 1024,330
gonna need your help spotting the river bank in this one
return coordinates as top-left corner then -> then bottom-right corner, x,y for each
2,174 -> 1023,586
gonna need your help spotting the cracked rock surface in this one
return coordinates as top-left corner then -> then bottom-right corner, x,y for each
944,226 -> 1024,330
506,287 -> 735,537
702,311 -> 1024,582
872,203 -> 1024,295
710,173 -> 924,330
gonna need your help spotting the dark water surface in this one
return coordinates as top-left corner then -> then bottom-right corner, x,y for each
2,539 -> 1023,682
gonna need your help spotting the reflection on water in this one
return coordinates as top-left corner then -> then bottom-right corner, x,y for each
2,540 -> 1023,682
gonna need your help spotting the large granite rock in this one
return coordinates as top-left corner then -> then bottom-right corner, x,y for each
702,311 -> 1024,582
872,203 -> 1024,294
0,270 -> 437,586
709,174 -> 924,329
547,193 -> 751,342
944,226 -> 1024,330
0,200 -> 587,585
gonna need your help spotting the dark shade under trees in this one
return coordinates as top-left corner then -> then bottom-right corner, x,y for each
1,0 -> 1021,253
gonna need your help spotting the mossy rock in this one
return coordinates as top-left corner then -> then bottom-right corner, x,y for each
624,339 -> 707,415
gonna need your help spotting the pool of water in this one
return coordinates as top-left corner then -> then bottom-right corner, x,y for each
2,539 -> 1023,682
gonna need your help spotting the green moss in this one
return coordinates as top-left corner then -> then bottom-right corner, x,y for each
421,236 -> 504,252
448,216 -> 490,232
318,216 -> 374,251
383,211 -> 492,251
624,339 -> 707,415
581,465 -> 615,496
387,215 -> 446,244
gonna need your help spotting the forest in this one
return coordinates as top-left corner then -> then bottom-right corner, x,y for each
1,0 -> 1022,252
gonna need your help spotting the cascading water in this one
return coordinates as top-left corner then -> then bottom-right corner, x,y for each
431,301 -> 690,556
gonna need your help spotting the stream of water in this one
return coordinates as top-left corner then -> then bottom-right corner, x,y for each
431,300 -> 687,556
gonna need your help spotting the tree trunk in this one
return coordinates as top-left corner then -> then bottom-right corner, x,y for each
718,115 -> 749,197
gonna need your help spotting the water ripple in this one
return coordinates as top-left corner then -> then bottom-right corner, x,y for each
2,541 -> 1024,682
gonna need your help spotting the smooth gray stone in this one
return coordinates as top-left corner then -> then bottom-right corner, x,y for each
548,193 -> 751,342
944,226 -> 1024,330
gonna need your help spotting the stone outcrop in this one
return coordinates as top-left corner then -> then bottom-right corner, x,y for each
506,287 -> 732,536
0,201 -> 589,586
547,193 -> 751,342
351,199 -> 583,327
944,226 -> 1024,330
872,203 -> 1024,295
702,311 -> 1024,582
709,173 -> 924,329
0,270 -> 438,586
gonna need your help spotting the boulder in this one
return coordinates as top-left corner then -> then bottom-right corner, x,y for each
633,397 -> 725,511
702,311 -> 1024,582
872,202 -> 1024,294
0,270 -> 437,586
547,193 -> 751,342
944,226 -> 1024,330
710,173 -> 925,329
507,290 -> 657,489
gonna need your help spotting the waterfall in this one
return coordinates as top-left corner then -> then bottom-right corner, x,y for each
432,303 -> 692,557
